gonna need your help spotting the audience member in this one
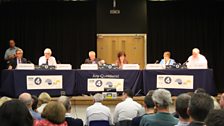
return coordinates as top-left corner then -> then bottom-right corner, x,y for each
194,88 -> 206,94
0,96 -> 12,106
86,93 -> 112,126
140,89 -> 178,126
205,109 -> 224,126
39,48 -> 57,66
8,48 -> 27,69
113,89 -> 143,125
188,93 -> 214,126
19,93 -> 42,120
34,101 -> 67,126
0,100 -> 33,126
4,39 -> 19,61
32,95 -> 39,112
219,92 -> 224,109
37,92 -> 51,113
131,94 -> 155,126
175,93 -> 191,126
115,51 -> 128,68
58,96 -> 83,126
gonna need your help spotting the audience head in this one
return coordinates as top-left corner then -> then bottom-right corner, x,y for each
0,100 -> 33,126
44,48 -> 52,59
19,92 -> 33,109
41,101 -> 66,124
38,92 -> 51,104
152,89 -> 172,109
31,95 -> 38,111
144,95 -> 154,109
205,109 -> 224,126
0,96 -> 12,107
194,88 -> 206,94
122,89 -> 134,100
176,93 -> 191,120
163,51 -> 171,61
188,93 -> 214,122
9,39 -> 16,48
93,93 -> 104,103
15,48 -> 24,59
192,48 -> 200,58
219,93 -> 224,109
58,96 -> 72,112
89,51 -> 96,60
146,90 -> 154,96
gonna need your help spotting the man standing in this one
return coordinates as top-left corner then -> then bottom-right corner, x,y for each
38,48 -> 57,66
4,39 -> 19,62
8,48 -> 27,69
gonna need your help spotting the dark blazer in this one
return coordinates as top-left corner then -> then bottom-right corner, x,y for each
84,58 -> 101,64
65,117 -> 83,126
9,57 -> 27,69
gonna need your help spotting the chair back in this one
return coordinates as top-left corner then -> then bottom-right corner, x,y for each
116,120 -> 132,126
89,120 -> 110,126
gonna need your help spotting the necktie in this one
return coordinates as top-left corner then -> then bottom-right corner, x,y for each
46,59 -> 48,65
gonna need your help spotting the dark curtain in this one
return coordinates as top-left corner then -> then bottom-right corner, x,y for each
147,1 -> 224,92
0,1 -> 96,69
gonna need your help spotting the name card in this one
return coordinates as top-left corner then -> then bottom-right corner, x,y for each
187,63 -> 207,69
56,64 -> 72,70
102,92 -> 117,99
145,64 -> 165,70
16,64 -> 35,70
81,64 -> 98,70
122,64 -> 140,70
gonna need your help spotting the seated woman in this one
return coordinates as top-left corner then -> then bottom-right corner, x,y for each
115,51 -> 128,69
159,51 -> 175,65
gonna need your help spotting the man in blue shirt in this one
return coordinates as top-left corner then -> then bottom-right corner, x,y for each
4,39 -> 19,62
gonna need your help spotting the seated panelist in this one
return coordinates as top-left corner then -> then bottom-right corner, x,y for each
186,48 -> 207,68
84,51 -> 105,65
8,48 -> 27,69
38,48 -> 57,66
159,51 -> 175,65
115,51 -> 128,69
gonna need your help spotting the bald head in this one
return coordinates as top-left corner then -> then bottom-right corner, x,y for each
192,48 -> 200,58
19,93 -> 33,108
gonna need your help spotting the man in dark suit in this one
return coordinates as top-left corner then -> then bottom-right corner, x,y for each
84,51 -> 103,65
8,48 -> 27,69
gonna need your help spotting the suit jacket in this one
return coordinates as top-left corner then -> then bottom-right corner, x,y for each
159,59 -> 175,65
65,117 -> 83,126
84,58 -> 101,64
9,57 -> 27,69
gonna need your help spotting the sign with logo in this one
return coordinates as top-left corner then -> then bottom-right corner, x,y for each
27,75 -> 63,90
87,78 -> 124,91
157,75 -> 193,89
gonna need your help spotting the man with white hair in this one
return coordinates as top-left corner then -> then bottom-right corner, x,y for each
140,89 -> 178,126
86,93 -> 112,126
19,92 -> 42,120
187,48 -> 208,68
84,51 -> 105,65
38,48 -> 57,66
8,48 -> 27,69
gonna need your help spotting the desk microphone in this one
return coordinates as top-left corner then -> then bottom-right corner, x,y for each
154,60 -> 159,64
182,60 -> 189,65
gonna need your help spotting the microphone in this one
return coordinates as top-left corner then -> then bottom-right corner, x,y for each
154,60 -> 159,64
182,60 -> 189,65
135,89 -> 142,96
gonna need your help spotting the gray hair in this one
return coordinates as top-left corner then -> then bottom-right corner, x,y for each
44,48 -> 52,54
152,89 -> 172,108
93,93 -> 104,102
58,96 -> 71,111
19,93 -> 33,106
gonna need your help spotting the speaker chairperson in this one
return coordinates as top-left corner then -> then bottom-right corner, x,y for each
39,48 -> 57,66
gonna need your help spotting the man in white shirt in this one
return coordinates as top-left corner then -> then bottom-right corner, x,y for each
113,89 -> 143,125
38,48 -> 57,66
86,93 -> 112,126
187,48 -> 208,69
